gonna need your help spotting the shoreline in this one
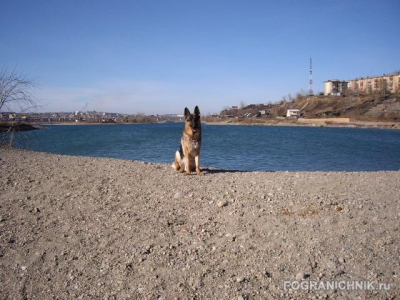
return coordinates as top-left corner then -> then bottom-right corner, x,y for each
203,119 -> 400,130
30,119 -> 400,130
1,148 -> 399,299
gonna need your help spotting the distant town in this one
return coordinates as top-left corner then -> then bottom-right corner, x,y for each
1,71 -> 400,126
0,111 -> 183,124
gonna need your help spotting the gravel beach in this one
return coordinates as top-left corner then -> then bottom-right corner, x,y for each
1,148 -> 399,299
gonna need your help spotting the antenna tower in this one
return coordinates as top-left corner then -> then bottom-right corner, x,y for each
309,57 -> 314,96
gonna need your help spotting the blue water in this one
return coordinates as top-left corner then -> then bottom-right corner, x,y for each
15,123 -> 400,171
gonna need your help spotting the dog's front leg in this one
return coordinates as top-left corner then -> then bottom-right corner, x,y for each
195,155 -> 202,175
185,148 -> 191,175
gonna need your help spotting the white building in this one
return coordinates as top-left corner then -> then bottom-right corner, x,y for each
324,80 -> 348,96
286,109 -> 300,118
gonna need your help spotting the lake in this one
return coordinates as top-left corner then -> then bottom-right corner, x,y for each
15,123 -> 400,172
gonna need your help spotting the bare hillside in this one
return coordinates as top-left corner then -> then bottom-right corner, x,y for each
220,94 -> 400,122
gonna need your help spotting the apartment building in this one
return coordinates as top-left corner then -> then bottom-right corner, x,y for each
324,72 -> 400,96
324,80 -> 348,96
347,72 -> 400,94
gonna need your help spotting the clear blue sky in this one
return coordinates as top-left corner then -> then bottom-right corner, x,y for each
2,0 -> 399,114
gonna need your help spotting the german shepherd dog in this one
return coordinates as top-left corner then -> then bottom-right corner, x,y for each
172,106 -> 202,175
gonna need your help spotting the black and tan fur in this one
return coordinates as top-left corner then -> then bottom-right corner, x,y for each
172,106 -> 202,175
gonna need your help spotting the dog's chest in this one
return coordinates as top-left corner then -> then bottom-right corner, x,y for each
181,135 -> 201,153
190,140 -> 201,150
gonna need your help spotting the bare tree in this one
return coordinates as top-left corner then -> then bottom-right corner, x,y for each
0,68 -> 36,112
0,68 -> 37,145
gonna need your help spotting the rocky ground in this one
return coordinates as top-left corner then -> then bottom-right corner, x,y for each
0,148 -> 399,299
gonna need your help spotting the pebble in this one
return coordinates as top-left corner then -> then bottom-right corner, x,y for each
338,256 -> 345,264
217,200 -> 228,208
335,269 -> 345,276
174,192 -> 181,199
236,276 -> 245,283
296,272 -> 307,280
225,233 -> 236,241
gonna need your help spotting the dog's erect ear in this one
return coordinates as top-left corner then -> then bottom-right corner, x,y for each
184,107 -> 190,118
194,106 -> 200,116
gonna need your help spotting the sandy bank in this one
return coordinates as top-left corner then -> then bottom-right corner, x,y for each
0,148 -> 399,299
204,119 -> 400,130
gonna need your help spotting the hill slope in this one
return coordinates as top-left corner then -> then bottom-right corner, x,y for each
220,93 -> 400,122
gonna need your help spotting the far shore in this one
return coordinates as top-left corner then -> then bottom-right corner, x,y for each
25,118 -> 400,130
203,119 -> 400,130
